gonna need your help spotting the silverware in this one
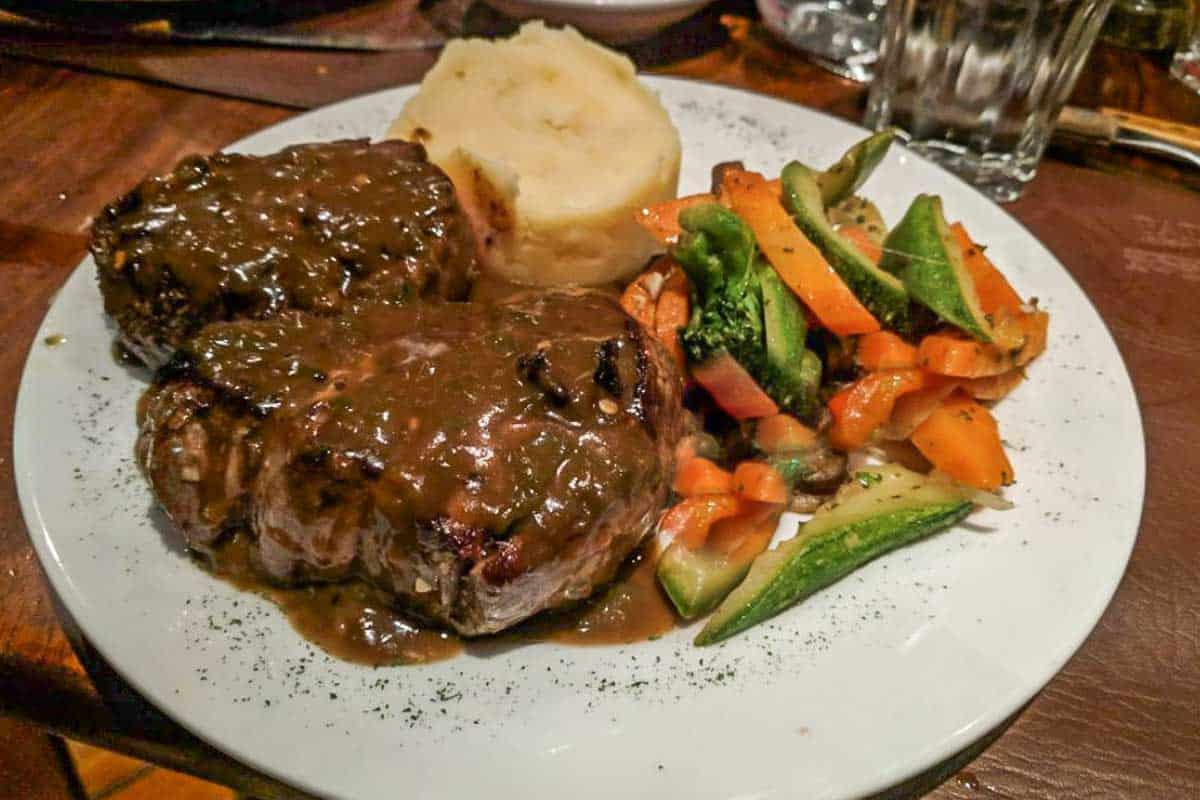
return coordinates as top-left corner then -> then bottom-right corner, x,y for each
1057,106 -> 1200,170
0,10 -> 444,52
126,19 -> 444,52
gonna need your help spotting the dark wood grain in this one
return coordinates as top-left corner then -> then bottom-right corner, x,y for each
0,58 -> 310,799
0,12 -> 1197,800
0,719 -> 84,800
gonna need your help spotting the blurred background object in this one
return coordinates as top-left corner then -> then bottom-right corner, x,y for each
756,0 -> 885,80
1170,0 -> 1200,89
0,0 -> 718,46
0,0 -> 443,49
1,0 -> 1198,187
1100,0 -> 1193,52
478,0 -> 718,43
866,0 -> 1115,202
1057,104 -> 1200,164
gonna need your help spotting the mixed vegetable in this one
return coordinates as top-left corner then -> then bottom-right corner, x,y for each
624,131 -> 1046,645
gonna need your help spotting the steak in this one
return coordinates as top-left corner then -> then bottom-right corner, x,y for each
93,139 -> 476,367
137,291 -> 686,635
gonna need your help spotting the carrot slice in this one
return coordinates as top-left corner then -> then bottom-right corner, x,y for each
636,194 -> 715,245
720,169 -> 880,336
838,225 -> 883,264
620,255 -> 682,333
910,391 -> 1014,491
1010,310 -> 1049,367
732,461 -> 789,504
675,438 -> 699,463
637,177 -> 790,246
673,457 -> 736,496
963,368 -> 1025,400
691,352 -> 779,420
754,413 -> 819,454
828,368 -> 929,450
619,264 -> 667,330
707,502 -> 782,559
674,432 -> 720,464
918,333 -> 1010,378
855,330 -> 919,371
950,223 -> 1024,316
881,375 -> 959,441
619,283 -> 656,330
919,310 -> 1049,378
658,494 -> 743,549
654,267 -> 690,370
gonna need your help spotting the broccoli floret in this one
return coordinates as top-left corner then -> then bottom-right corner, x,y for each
672,203 -> 820,420
674,204 -> 767,375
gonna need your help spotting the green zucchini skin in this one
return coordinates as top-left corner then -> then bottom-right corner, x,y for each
695,501 -> 970,645
880,194 -> 994,342
817,130 -> 896,207
797,350 -> 822,411
695,464 -> 976,646
658,543 -> 758,620
827,195 -> 887,244
781,161 -> 910,332
761,260 -> 808,354
759,262 -> 820,419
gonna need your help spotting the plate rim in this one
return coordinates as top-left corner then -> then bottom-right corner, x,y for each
13,75 -> 1147,800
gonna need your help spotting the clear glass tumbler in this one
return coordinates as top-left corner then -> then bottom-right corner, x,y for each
865,0 -> 1115,202
758,0 -> 888,82
1170,3 -> 1200,92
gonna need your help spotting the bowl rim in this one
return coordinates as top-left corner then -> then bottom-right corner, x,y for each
486,0 -> 713,14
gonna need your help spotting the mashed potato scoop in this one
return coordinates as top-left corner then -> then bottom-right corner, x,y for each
389,22 -> 681,286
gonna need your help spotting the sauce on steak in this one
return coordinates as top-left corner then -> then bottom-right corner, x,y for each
138,290 -> 686,637
93,139 -> 476,367
204,531 -> 676,665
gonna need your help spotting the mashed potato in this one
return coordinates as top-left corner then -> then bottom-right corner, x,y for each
389,22 -> 681,286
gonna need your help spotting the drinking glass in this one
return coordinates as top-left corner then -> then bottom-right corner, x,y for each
1170,3 -> 1200,92
865,0 -> 1115,202
757,0 -> 888,82
1104,0 -> 1194,52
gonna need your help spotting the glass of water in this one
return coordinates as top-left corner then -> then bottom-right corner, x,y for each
865,0 -> 1115,202
1170,4 -> 1200,93
758,0 -> 888,82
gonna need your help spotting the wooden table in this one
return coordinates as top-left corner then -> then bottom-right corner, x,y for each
1,4 -> 1198,799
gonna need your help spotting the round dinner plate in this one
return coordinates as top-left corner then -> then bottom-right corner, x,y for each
15,78 -> 1144,800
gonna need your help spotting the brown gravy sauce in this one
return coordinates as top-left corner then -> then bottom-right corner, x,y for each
202,534 -> 677,666
506,549 -> 678,647
188,274 -> 675,665
467,273 -> 623,304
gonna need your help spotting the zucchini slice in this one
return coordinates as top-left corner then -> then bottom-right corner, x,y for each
759,262 -> 820,419
817,130 -> 896,207
658,541 -> 763,620
880,194 -> 995,342
695,464 -> 975,645
781,161 -> 910,331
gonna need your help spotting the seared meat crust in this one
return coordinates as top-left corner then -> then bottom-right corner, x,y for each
137,291 -> 685,635
93,139 -> 476,367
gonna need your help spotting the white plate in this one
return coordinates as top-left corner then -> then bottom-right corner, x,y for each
481,0 -> 714,43
15,78 -> 1144,800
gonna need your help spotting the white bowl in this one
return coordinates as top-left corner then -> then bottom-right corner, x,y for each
482,0 -> 715,43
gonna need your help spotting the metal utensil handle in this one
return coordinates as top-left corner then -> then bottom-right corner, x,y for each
1101,108 -> 1200,155
1056,106 -> 1120,141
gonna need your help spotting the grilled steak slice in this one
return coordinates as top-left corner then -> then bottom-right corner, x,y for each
137,291 -> 685,635
93,139 -> 476,367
